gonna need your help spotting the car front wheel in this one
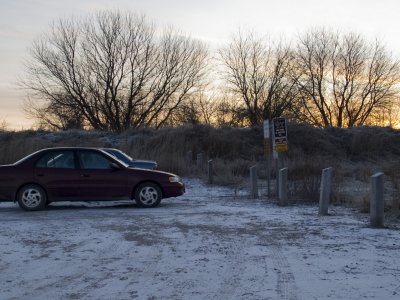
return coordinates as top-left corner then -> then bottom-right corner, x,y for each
134,182 -> 162,208
17,184 -> 47,211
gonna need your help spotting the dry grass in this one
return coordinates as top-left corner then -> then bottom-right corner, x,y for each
0,124 -> 399,212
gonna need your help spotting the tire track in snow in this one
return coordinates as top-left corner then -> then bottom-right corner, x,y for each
270,244 -> 298,300
213,237 -> 247,299
259,231 -> 300,300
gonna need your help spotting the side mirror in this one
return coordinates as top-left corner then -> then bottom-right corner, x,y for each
110,163 -> 120,170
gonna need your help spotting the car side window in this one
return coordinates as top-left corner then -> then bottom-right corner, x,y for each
79,151 -> 113,169
36,151 -> 75,169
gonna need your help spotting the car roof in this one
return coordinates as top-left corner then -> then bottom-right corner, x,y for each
29,147 -> 115,159
40,147 -> 107,151
22,147 -> 108,156
13,147 -> 112,166
35,147 -> 128,165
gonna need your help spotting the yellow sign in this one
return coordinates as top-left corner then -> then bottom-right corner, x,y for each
275,144 -> 288,152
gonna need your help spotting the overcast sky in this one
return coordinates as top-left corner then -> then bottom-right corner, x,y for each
1,0 -> 400,129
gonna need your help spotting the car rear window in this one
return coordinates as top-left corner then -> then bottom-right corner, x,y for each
36,151 -> 75,169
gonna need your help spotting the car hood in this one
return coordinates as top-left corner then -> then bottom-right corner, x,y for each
126,167 -> 178,178
133,159 -> 156,164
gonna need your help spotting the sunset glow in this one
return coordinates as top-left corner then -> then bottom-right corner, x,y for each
1,0 -> 400,130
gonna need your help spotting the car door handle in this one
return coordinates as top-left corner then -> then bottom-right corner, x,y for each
36,174 -> 44,177
81,174 -> 90,178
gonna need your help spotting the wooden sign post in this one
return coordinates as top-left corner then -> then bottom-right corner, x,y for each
263,120 -> 271,198
273,117 -> 288,200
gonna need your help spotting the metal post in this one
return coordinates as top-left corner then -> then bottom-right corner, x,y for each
319,167 -> 333,216
278,167 -> 288,206
275,157 -> 279,200
276,152 -> 285,200
267,157 -> 271,198
250,165 -> 258,198
370,172 -> 384,228
263,125 -> 272,198
196,153 -> 204,168
278,152 -> 285,170
208,160 -> 213,184
186,150 -> 192,163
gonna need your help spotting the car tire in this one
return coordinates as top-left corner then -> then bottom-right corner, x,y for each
134,182 -> 162,208
17,184 -> 47,211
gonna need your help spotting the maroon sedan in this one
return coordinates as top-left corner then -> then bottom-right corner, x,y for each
0,147 -> 185,211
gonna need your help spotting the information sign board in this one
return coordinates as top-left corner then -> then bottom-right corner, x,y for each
273,117 -> 288,152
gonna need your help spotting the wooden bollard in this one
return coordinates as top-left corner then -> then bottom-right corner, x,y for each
319,167 -> 333,215
250,165 -> 258,198
370,172 -> 384,228
278,168 -> 288,206
197,153 -> 204,168
208,160 -> 213,184
186,150 -> 192,163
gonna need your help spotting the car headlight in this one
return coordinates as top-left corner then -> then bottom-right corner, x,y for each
169,176 -> 181,183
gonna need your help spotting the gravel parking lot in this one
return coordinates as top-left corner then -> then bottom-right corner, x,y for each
1,178 -> 400,299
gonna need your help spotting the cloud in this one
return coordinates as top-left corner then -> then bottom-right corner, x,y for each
0,28 -> 29,39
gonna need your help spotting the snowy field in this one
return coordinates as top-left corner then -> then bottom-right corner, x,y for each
1,178 -> 400,300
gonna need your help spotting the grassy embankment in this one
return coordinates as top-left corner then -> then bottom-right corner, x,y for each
0,124 -> 399,213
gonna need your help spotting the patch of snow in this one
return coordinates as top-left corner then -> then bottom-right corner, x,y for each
0,178 -> 399,299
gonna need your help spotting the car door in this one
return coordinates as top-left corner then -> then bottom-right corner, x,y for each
34,150 -> 81,200
76,150 -> 130,200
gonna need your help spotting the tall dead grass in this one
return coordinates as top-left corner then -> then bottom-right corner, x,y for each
0,124 -> 399,211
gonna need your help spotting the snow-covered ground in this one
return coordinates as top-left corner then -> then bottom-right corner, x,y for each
0,178 -> 399,300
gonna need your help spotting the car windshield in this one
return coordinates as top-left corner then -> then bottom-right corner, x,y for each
99,149 -> 130,168
105,149 -> 133,164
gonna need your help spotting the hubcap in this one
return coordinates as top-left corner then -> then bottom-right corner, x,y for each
139,186 -> 158,205
22,188 -> 42,208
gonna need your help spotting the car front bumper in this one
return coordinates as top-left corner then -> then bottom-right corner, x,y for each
163,182 -> 185,198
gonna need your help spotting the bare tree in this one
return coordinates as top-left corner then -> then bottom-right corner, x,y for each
21,11 -> 208,132
294,28 -> 400,127
214,93 -> 249,127
167,89 -> 218,125
366,96 -> 400,127
219,31 -> 298,126
0,120 -> 8,132
24,95 -> 85,130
